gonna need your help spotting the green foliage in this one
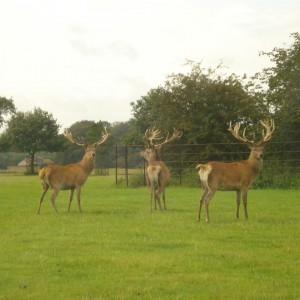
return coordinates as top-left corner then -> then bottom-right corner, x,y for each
130,61 -> 267,145
0,175 -> 299,299
255,32 -> 300,142
2,107 -> 62,173
0,96 -> 15,128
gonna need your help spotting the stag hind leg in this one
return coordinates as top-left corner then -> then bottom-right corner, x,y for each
38,182 -> 49,214
50,190 -> 59,214
197,187 -> 215,223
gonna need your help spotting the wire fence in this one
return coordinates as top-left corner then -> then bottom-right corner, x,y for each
113,141 -> 300,188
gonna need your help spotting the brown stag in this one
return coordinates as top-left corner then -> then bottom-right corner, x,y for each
197,119 -> 275,223
38,127 -> 110,214
140,128 -> 182,212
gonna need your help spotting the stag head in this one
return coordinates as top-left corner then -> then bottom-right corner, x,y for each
140,127 -> 182,162
64,127 -> 110,159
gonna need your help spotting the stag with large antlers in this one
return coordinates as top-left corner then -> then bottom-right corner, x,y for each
197,119 -> 275,223
140,128 -> 182,212
38,127 -> 110,214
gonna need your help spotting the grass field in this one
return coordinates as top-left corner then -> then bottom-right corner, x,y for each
0,174 -> 299,299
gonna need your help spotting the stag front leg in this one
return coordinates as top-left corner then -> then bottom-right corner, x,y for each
242,189 -> 248,220
76,186 -> 82,213
68,189 -> 75,212
236,190 -> 241,219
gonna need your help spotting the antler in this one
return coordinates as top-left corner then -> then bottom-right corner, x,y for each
258,119 -> 275,144
228,121 -> 254,145
92,127 -> 110,147
228,119 -> 275,146
154,128 -> 183,148
143,128 -> 163,148
64,129 -> 87,147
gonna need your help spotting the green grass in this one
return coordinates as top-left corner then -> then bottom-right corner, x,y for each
0,174 -> 299,299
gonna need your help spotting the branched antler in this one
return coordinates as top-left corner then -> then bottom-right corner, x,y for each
143,127 -> 182,149
93,127 -> 110,147
64,129 -> 87,147
228,119 -> 275,146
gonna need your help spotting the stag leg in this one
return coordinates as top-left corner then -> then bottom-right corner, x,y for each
236,190 -> 241,219
162,188 -> 167,210
76,186 -> 82,213
38,182 -> 49,214
242,189 -> 248,220
197,189 -> 208,222
150,189 -> 153,213
68,189 -> 75,212
155,190 -> 163,211
50,190 -> 59,214
204,190 -> 216,223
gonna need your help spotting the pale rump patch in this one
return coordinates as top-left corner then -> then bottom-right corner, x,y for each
198,164 -> 212,190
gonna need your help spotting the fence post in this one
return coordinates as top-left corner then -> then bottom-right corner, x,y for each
125,145 -> 129,187
115,145 -> 118,185
179,151 -> 182,186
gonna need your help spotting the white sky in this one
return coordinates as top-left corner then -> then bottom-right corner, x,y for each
0,0 -> 299,130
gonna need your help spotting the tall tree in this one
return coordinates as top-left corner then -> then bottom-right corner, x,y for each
131,61 -> 266,145
0,96 -> 15,128
4,108 -> 62,174
256,32 -> 300,141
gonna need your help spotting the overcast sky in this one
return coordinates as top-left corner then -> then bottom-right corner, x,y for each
0,0 -> 299,130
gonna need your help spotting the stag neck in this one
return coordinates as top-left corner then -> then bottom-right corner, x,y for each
247,146 -> 264,175
78,152 -> 96,175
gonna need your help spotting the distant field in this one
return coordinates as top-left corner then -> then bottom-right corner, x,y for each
0,174 -> 299,299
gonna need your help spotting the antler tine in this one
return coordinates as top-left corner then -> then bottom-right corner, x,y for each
63,129 -> 86,147
228,121 -> 254,145
154,128 -> 182,148
93,127 -> 110,147
259,119 -> 275,144
144,127 -> 163,148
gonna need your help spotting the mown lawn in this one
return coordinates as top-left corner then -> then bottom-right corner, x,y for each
0,174 -> 299,299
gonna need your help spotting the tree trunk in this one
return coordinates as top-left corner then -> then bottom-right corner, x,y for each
30,152 -> 35,174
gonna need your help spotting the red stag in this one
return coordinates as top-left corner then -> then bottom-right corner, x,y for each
38,127 -> 110,214
140,128 -> 182,212
197,119 -> 275,223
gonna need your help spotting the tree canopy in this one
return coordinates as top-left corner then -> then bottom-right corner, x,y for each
256,32 -> 300,141
130,61 -> 268,145
3,108 -> 62,173
0,96 -> 15,128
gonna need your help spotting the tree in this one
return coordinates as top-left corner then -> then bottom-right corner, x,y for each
4,107 -> 62,174
256,32 -> 300,141
131,61 -> 267,145
0,96 -> 15,128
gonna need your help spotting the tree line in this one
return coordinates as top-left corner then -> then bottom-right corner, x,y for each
0,33 -> 299,174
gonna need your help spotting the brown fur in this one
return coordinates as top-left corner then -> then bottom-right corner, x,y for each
197,145 -> 265,223
197,120 -> 275,223
140,148 -> 170,212
38,145 -> 97,214
38,128 -> 109,214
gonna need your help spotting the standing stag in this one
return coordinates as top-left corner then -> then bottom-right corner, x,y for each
38,128 -> 110,214
197,120 -> 275,223
140,128 -> 182,212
